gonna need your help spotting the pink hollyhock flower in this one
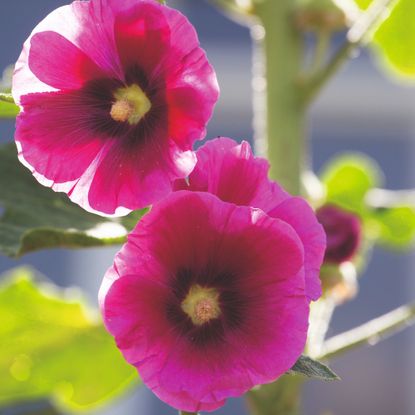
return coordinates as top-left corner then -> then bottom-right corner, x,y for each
175,137 -> 326,301
317,204 -> 361,263
12,0 -> 219,215
100,191 -> 309,412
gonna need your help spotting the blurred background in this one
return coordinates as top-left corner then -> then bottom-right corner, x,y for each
1,1 -> 415,414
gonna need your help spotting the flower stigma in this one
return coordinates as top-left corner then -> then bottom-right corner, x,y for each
110,84 -> 151,125
181,284 -> 221,325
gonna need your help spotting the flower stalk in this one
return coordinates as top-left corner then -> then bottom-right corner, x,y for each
302,0 -> 399,105
316,302 -> 415,360
252,0 -> 306,195
0,92 -> 14,103
247,1 -> 309,413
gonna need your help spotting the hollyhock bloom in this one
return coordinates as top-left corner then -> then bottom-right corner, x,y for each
316,204 -> 361,263
13,0 -> 219,215
100,191 -> 310,412
175,137 -> 326,301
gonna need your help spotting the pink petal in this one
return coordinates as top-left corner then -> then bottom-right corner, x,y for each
166,49 -> 219,149
85,138 -> 196,214
268,197 -> 326,301
111,0 -> 171,74
186,137 -> 289,209
28,31 -> 107,90
15,91 -> 103,183
101,192 -> 308,411
13,2 -> 122,102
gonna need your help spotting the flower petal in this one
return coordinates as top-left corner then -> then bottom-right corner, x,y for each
15,91 -> 103,183
28,31 -> 107,90
13,2 -> 122,102
101,191 -> 308,411
185,137 -> 288,209
84,138 -> 196,214
268,197 -> 326,301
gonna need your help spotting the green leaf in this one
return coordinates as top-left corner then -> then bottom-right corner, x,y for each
354,0 -> 415,80
289,355 -> 340,381
320,153 -> 382,215
0,100 -> 19,118
372,205 -> 415,247
0,267 -> 138,411
0,143 -> 146,257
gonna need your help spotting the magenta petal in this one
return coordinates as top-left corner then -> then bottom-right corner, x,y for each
166,51 -> 219,149
186,137 -> 289,209
13,0 -> 218,216
111,0 -> 170,74
101,191 -> 308,411
268,197 -> 326,301
182,137 -> 325,301
86,138 -> 196,214
29,31 -> 107,90
15,91 -> 103,183
13,2 -> 121,102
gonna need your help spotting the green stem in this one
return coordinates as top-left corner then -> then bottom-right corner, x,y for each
303,0 -> 399,105
0,92 -> 14,103
246,376 -> 304,415
252,0 -> 306,195
179,411 -> 198,415
247,3 -> 306,413
317,302 -> 415,360
309,30 -> 331,75
366,188 -> 415,208
306,298 -> 336,358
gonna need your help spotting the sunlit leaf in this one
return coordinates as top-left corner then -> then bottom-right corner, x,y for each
320,153 -> 382,215
354,0 -> 415,80
0,267 -> 138,411
0,143 -> 146,257
0,100 -> 19,118
373,205 -> 415,247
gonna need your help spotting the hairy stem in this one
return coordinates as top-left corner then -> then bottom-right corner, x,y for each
252,0 -> 306,195
0,92 -> 14,103
307,298 -> 336,358
303,0 -> 399,105
246,376 -> 304,415
366,188 -> 415,208
317,302 -> 415,360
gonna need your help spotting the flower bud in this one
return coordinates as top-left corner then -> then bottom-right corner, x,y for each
317,204 -> 361,264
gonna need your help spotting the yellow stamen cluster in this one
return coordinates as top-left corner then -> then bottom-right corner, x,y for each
181,285 -> 221,326
110,84 -> 151,125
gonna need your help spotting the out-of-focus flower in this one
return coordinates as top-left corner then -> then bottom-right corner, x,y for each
13,0 -> 218,215
100,191 -> 311,412
175,137 -> 326,301
316,204 -> 361,263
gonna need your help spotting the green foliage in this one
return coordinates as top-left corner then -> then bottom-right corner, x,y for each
373,206 -> 415,247
320,153 -> 382,215
354,0 -> 415,80
0,143 -> 146,257
289,355 -> 339,381
321,154 -> 415,249
0,100 -> 19,118
0,267 -> 138,411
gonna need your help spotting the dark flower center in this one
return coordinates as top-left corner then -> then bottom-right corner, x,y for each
75,65 -> 167,144
165,268 -> 247,348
